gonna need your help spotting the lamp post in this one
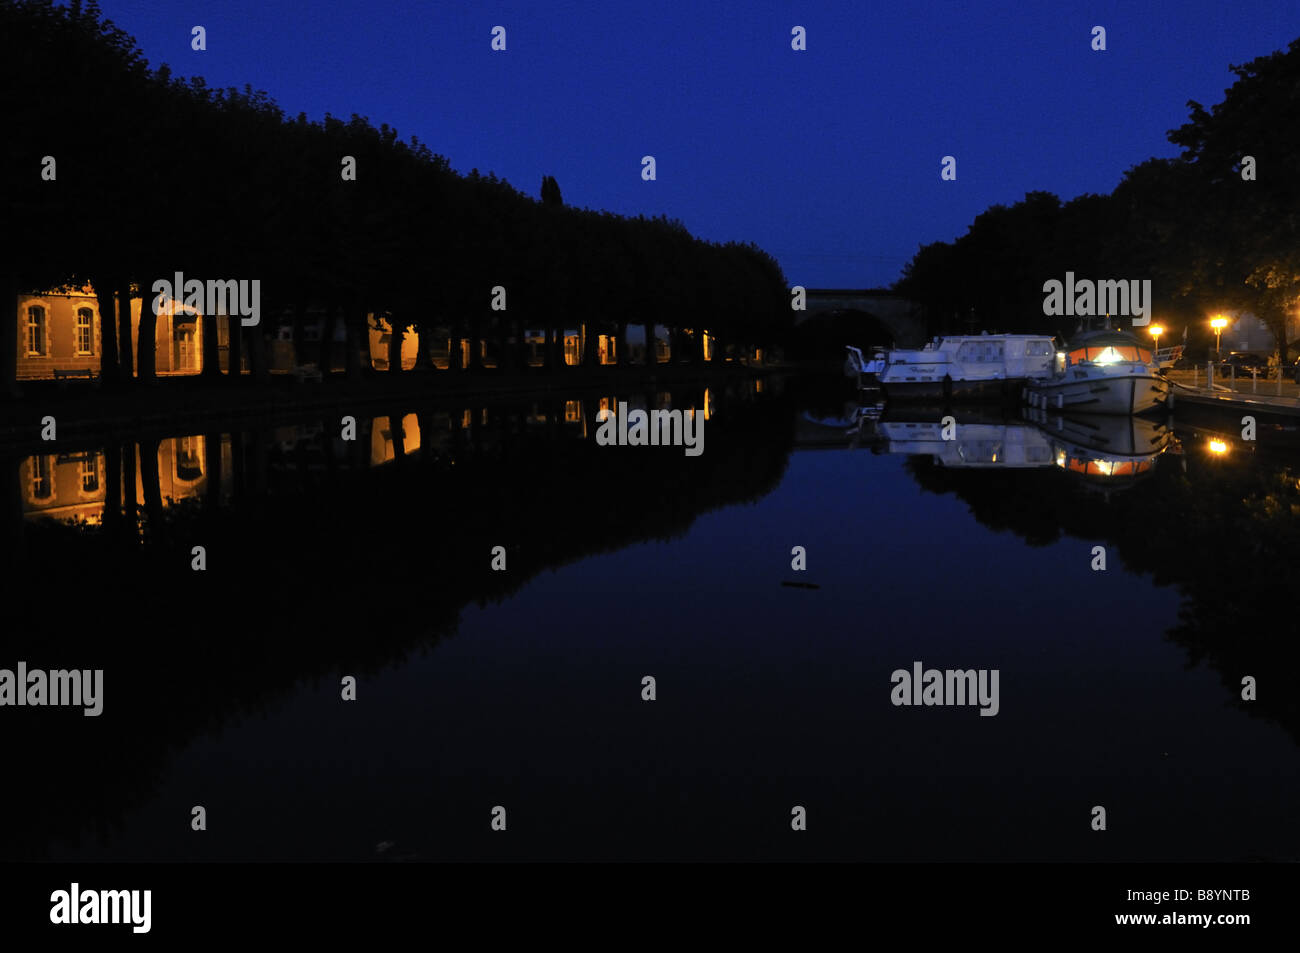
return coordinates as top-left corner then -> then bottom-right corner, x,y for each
1149,324 -> 1164,356
1211,316 -> 1228,359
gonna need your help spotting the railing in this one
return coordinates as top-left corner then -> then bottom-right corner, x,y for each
1177,361 -> 1297,400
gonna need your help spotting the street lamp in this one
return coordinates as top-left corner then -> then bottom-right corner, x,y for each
1149,324 -> 1164,354
1211,316 -> 1228,359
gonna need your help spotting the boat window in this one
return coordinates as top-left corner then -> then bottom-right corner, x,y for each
1025,340 -> 1054,356
1069,345 -> 1144,363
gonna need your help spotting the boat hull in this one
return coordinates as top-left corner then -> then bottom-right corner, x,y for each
880,376 -> 1029,403
1025,371 -> 1168,416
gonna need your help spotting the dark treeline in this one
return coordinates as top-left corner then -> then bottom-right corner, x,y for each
895,37 -> 1300,358
0,0 -> 790,397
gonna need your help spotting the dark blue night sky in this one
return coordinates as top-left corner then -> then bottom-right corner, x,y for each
106,0 -> 1297,287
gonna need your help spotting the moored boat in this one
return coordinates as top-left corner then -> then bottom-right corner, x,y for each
845,333 -> 1057,402
1023,329 -> 1168,415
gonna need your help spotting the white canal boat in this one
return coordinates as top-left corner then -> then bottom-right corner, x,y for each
1023,330 -> 1169,415
845,333 -> 1057,402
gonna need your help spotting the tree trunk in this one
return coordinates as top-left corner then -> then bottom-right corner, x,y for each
345,305 -> 366,380
93,281 -> 120,387
447,319 -> 463,373
387,314 -> 403,375
227,308 -> 243,380
1,270 -> 20,398
230,430 -> 246,501
413,322 -> 435,372
117,281 -> 134,383
249,317 -> 270,384
204,431 -> 222,505
121,438 -> 137,535
644,321 -> 656,366
137,277 -> 157,383
615,322 -> 628,367
319,304 -> 337,376
513,318 -> 529,372
390,410 -> 406,463
470,317 -> 485,371
139,437 -> 163,536
552,323 -> 565,369
582,322 -> 599,367
102,441 -> 121,539
291,301 -> 307,369
201,310 -> 221,380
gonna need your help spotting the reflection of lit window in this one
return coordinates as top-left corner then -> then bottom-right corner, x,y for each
31,456 -> 52,499
76,308 -> 94,355
81,458 -> 98,492
176,436 -> 204,481
462,409 -> 472,428
565,400 -> 580,422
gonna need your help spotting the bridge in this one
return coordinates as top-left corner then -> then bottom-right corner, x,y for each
800,289 -> 926,345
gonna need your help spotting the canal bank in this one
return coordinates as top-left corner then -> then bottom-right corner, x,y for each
0,361 -> 773,452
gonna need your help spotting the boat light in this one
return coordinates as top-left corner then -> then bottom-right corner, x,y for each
1208,439 -> 1228,454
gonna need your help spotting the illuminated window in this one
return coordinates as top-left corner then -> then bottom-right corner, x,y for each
176,436 -> 204,481
76,308 -> 94,355
81,457 -> 98,492
31,456 -> 52,499
27,306 -> 46,356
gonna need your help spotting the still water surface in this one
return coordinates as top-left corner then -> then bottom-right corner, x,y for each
3,380 -> 1297,861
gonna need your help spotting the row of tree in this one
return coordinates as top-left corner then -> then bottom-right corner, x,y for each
0,0 -> 791,395
895,37 -> 1300,358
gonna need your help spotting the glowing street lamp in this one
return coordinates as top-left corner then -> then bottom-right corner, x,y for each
1211,316 -> 1229,358
1149,324 -> 1164,357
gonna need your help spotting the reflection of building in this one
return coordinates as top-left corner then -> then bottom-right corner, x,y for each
15,286 -> 236,380
21,451 -> 105,523
20,436 -> 230,524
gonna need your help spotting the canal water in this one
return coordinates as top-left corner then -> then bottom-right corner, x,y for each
2,378 -> 1297,861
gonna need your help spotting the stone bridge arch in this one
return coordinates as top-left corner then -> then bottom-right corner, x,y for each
800,290 -> 926,346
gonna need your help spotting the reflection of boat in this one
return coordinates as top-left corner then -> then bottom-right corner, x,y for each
846,333 -> 1056,401
1026,409 -> 1174,483
854,409 -> 1173,481
870,420 -> 1055,468
1024,329 -> 1169,415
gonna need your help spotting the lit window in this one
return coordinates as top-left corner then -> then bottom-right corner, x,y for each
81,457 -> 98,492
27,306 -> 46,356
76,307 -> 94,355
31,456 -> 52,499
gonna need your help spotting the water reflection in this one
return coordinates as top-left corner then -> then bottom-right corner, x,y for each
0,382 -> 789,860
2,381 -> 1297,861
812,403 -> 1177,487
15,389 -> 731,528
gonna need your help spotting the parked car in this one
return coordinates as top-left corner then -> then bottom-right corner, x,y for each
1221,352 -> 1268,377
